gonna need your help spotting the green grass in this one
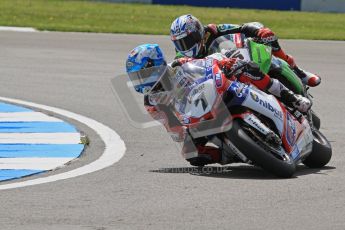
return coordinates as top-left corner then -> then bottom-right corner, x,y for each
0,0 -> 345,40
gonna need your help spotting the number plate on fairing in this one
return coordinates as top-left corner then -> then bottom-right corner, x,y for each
174,79 -> 217,118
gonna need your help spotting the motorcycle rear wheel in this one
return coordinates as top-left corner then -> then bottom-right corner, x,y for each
226,120 -> 296,178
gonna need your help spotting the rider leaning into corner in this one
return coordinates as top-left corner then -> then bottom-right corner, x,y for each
126,44 -> 312,166
170,14 -> 321,87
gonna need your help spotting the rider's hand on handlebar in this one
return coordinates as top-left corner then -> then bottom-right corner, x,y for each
171,57 -> 193,68
218,58 -> 238,77
219,59 -> 260,79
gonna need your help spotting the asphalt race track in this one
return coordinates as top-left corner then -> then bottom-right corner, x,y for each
0,31 -> 345,230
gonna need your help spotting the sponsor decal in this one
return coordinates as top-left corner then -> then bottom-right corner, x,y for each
250,91 -> 259,101
175,68 -> 191,88
224,139 -> 248,162
215,73 -> 222,88
187,84 -> 205,106
246,115 -> 267,134
286,113 -> 296,146
205,58 -> 213,78
235,84 -> 248,97
217,24 -> 232,32
250,92 -> 283,120
190,84 -> 205,97
229,82 -> 248,98
206,58 -> 213,68
261,35 -> 277,44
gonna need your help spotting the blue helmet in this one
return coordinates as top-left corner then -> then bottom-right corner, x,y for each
126,44 -> 167,93
170,14 -> 204,58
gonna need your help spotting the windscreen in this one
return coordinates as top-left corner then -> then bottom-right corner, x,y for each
208,34 -> 239,55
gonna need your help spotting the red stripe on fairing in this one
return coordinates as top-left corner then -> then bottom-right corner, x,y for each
293,116 -> 305,141
275,101 -> 294,153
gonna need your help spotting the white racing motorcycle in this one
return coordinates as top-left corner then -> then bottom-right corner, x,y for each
164,55 -> 332,178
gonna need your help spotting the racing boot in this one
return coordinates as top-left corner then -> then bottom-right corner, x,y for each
280,89 -> 312,113
293,66 -> 321,87
187,145 -> 221,167
267,79 -> 312,113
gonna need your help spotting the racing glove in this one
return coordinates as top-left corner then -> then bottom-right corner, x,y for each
171,57 -> 193,68
257,27 -> 278,44
218,58 -> 248,77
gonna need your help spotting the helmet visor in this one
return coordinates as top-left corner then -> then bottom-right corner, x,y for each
173,31 -> 202,52
128,65 -> 167,90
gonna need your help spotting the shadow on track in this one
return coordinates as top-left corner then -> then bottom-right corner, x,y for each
150,165 -> 335,180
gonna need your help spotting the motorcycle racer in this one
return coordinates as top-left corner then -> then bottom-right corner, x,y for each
126,44 -> 312,166
170,14 -> 321,87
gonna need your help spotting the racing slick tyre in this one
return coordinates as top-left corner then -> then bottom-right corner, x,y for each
302,130 -> 332,168
226,120 -> 296,178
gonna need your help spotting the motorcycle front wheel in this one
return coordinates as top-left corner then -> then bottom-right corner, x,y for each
302,129 -> 332,168
226,120 -> 296,178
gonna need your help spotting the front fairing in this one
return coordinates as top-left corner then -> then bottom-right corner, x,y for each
168,60 -> 218,119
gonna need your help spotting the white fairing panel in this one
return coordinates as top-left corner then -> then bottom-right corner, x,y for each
242,87 -> 284,134
292,118 -> 314,159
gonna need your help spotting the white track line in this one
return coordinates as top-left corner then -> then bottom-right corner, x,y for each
0,133 -> 81,144
0,112 -> 61,122
0,26 -> 37,32
0,96 -> 126,190
0,158 -> 74,170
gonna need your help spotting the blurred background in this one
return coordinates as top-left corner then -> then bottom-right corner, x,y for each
1,0 -> 344,40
